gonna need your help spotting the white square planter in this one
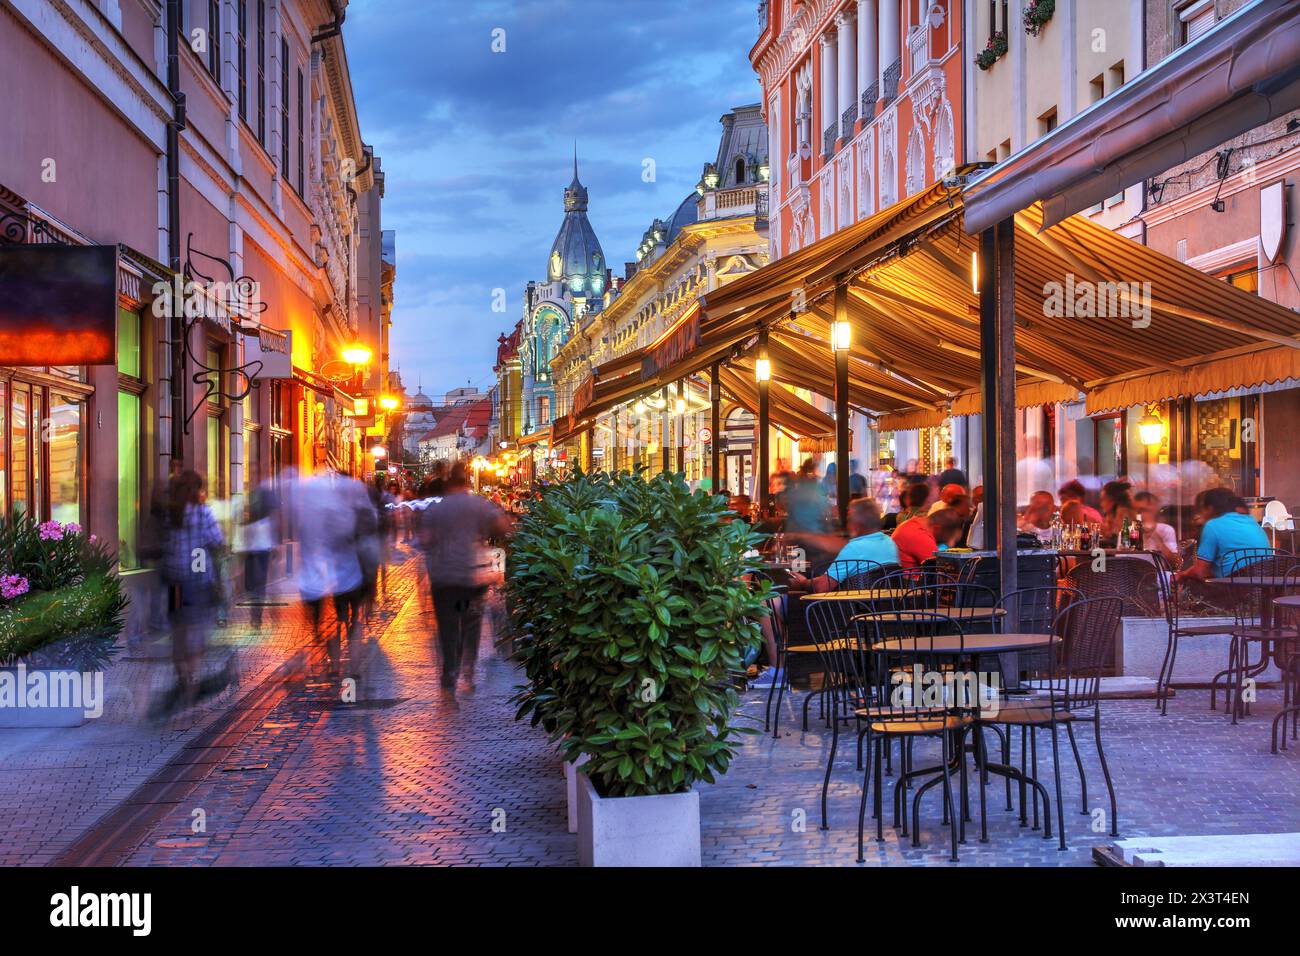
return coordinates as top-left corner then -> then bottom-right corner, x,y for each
563,753 -> 590,834
1117,615 -> 1281,684
576,773 -> 701,867
0,667 -> 90,728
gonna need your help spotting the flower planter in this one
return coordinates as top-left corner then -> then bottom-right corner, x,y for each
563,752 -> 590,834
1116,615 -> 1281,685
576,773 -> 701,867
0,663 -> 100,728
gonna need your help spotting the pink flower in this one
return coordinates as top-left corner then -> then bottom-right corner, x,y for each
89,534 -> 98,543
37,520 -> 64,542
65,522 -> 82,535
0,574 -> 29,601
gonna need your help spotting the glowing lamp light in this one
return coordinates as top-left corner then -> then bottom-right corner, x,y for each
831,319 -> 852,352
370,444 -> 388,459
970,251 -> 980,295
675,397 -> 687,415
378,395 -> 399,411
1138,411 -> 1165,447
755,357 -> 772,383
634,400 -> 646,415
342,344 -> 373,366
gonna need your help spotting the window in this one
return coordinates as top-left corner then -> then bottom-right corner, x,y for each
117,308 -> 145,569
12,385 -> 31,518
296,67 -> 305,195
280,37 -> 290,178
733,157 -> 745,184
237,0 -> 248,121
989,0 -> 1008,37
1179,0 -> 1215,45
256,0 -> 266,144
207,0 -> 221,80
1038,108 -> 1057,137
1222,266 -> 1259,295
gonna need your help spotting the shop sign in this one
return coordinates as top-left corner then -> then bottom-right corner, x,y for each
0,244 -> 117,365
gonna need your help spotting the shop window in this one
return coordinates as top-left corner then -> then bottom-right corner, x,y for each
117,308 -> 146,569
48,396 -> 83,526
12,385 -> 31,519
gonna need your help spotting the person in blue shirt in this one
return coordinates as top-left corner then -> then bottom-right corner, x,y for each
1178,487 -> 1272,582
790,498 -> 899,592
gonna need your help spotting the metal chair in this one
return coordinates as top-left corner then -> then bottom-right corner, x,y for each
804,597 -> 875,830
982,596 -> 1123,850
1272,567 -> 1300,752
852,609 -> 976,863
828,559 -> 893,591
762,587 -> 790,735
1216,550 -> 1299,723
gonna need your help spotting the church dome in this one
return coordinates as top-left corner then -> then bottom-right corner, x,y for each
410,389 -> 434,408
547,154 -> 607,297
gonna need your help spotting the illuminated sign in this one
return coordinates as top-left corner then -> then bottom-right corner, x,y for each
0,245 -> 117,366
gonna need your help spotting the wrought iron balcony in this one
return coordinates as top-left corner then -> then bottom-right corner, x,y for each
882,58 -> 901,104
861,83 -> 878,117
841,103 -> 858,140
823,123 -> 837,158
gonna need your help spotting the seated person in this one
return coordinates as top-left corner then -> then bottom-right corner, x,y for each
893,508 -> 966,568
883,481 -> 930,531
1059,479 -> 1103,525
1134,490 -> 1180,570
1177,487 -> 1271,582
1017,490 -> 1057,543
789,499 -> 897,593
927,482 -> 967,515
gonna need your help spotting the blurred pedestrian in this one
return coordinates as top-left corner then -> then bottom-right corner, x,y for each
238,477 -> 279,631
419,462 -> 511,702
162,470 -> 224,703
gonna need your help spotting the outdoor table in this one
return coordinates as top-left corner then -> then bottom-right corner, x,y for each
864,631 -> 1059,836
801,588 -> 910,603
1207,576 -> 1293,630
1272,595 -> 1300,750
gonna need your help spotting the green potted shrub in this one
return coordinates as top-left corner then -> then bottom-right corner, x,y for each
510,469 -> 768,865
0,517 -> 125,727
1023,0 -> 1055,37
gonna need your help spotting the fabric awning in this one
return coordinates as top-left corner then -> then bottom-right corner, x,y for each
964,0 -> 1300,233
876,407 -> 948,432
716,365 -> 839,453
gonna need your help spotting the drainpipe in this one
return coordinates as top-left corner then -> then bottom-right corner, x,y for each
166,0 -> 187,462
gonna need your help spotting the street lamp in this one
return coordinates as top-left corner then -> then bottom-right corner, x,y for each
378,394 -> 399,411
755,356 -> 772,382
342,344 -> 373,367
831,318 -> 852,352
1138,409 -> 1165,447
370,444 -> 388,459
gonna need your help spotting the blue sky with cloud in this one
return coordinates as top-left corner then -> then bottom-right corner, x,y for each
345,0 -> 761,399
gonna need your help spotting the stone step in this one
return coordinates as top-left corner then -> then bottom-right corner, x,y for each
1101,832 -> 1300,866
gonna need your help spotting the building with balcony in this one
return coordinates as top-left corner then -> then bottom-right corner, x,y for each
549,105 -> 770,486
753,0 -> 963,261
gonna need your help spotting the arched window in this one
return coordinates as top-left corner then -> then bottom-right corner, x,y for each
733,157 -> 746,184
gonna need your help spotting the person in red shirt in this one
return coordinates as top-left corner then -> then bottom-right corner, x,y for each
891,509 -> 965,568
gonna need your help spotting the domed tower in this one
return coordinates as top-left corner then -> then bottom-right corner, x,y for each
547,151 -> 608,299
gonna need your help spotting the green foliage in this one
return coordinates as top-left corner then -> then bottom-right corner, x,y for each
0,514 -> 117,593
509,468 -> 770,797
0,573 -> 126,665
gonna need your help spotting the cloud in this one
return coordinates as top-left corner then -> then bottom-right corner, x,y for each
346,0 -> 761,397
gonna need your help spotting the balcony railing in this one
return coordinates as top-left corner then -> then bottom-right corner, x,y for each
882,58 -> 901,104
698,184 -> 770,222
861,82 -> 878,118
823,123 -> 837,158
841,103 -> 858,140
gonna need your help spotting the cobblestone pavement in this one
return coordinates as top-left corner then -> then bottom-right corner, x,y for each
14,553 -> 1300,866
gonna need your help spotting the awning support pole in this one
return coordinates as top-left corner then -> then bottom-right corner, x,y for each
711,363 -> 722,494
758,330 -> 771,515
979,226 -> 998,545
611,409 -> 619,474
834,280 -> 851,531
661,388 -> 671,474
996,216 -> 1018,601
676,380 -> 685,473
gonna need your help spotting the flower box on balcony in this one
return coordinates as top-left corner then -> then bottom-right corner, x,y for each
975,31 -> 1008,71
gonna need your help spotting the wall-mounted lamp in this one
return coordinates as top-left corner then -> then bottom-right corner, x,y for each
1138,407 -> 1165,447
831,319 -> 852,352
755,357 -> 772,382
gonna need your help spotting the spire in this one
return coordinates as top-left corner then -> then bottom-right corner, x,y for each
572,141 -> 578,183
563,146 -> 589,213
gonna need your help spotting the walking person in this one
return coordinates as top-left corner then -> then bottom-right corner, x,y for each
418,462 -> 512,703
162,470 -> 225,705
239,477 -> 280,631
